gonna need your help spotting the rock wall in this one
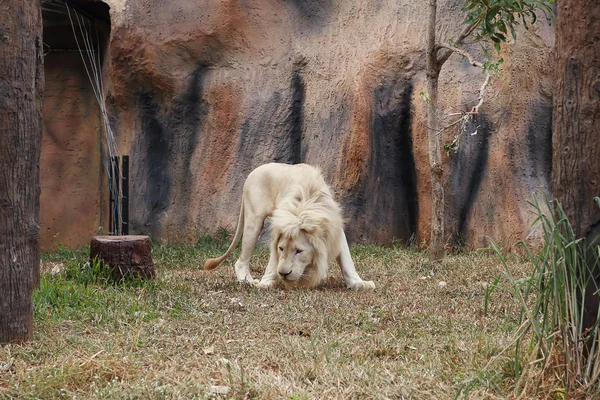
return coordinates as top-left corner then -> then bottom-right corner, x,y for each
40,0 -> 555,249
41,51 -> 103,250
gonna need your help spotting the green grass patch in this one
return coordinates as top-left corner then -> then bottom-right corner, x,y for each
479,196 -> 600,399
1,240 -> 532,399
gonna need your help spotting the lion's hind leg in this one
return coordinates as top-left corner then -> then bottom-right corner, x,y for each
233,213 -> 265,285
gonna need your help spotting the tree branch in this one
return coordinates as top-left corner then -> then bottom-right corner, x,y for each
438,43 -> 485,68
471,72 -> 490,114
427,0 -> 440,74
437,19 -> 480,65
437,43 -> 491,114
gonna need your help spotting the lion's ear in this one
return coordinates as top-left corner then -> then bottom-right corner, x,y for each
300,217 -> 329,235
299,219 -> 315,234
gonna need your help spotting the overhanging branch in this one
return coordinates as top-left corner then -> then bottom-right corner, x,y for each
437,43 -> 490,114
438,43 -> 484,68
437,19 -> 480,65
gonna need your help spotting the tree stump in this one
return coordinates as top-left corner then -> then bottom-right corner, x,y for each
90,236 -> 155,281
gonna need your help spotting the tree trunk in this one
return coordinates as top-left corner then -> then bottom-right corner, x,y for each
90,236 -> 155,281
426,0 -> 445,262
0,1 -> 44,344
553,0 -> 600,238
552,0 -> 600,338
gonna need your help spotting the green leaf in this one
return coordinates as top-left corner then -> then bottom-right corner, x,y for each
444,136 -> 460,156
494,41 -> 501,53
509,23 -> 517,40
484,18 -> 493,34
486,7 -> 499,22
497,19 -> 507,34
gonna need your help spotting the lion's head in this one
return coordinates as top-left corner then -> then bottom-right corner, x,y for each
274,231 -> 316,286
270,183 -> 343,288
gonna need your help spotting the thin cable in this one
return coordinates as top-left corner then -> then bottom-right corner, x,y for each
68,4 -> 118,160
66,2 -> 123,231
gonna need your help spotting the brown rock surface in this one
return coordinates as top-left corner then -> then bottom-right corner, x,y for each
41,51 -> 103,250
39,0 -> 555,249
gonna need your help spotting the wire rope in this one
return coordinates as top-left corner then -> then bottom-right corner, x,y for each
64,1 -> 123,232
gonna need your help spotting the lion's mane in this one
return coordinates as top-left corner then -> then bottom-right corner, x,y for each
270,168 -> 343,287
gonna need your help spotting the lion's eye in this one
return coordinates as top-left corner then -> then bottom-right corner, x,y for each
278,246 -> 283,252
296,249 -> 303,254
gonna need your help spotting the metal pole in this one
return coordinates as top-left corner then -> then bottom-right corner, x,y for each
108,159 -> 114,235
114,156 -> 120,235
122,155 -> 129,235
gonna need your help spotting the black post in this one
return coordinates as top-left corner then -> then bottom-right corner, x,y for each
113,156 -> 120,235
108,159 -> 114,235
122,155 -> 129,235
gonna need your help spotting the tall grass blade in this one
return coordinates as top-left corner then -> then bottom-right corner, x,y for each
483,195 -> 600,398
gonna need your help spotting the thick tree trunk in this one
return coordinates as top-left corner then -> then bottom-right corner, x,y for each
0,1 -> 44,344
426,0 -> 445,261
553,0 -> 600,238
553,0 -> 600,338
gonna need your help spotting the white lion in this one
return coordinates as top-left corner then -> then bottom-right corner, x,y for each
204,163 -> 375,290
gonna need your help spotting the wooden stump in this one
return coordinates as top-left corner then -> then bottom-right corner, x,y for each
90,236 -> 155,281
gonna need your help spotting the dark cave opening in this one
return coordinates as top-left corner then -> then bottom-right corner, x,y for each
40,0 -> 111,250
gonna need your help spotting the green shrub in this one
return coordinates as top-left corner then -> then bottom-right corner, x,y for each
481,196 -> 600,398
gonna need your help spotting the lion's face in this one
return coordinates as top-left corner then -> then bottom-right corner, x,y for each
275,232 -> 315,283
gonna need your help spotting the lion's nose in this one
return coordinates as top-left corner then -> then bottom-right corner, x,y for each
279,270 -> 292,279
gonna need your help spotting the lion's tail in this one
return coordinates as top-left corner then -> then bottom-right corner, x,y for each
203,201 -> 245,270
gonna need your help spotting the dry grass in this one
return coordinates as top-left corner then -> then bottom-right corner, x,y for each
0,240 -> 530,399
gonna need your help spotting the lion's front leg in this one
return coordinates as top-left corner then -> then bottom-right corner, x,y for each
337,231 -> 376,291
234,260 -> 259,285
257,244 -> 279,289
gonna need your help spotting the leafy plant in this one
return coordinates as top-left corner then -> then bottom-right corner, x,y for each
424,0 -> 554,262
462,0 -> 554,52
479,195 -> 600,398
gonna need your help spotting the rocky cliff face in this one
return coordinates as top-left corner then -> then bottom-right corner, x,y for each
40,0 -> 554,249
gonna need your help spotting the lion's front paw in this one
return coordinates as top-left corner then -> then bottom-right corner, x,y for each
347,280 -> 376,291
237,275 -> 259,286
257,279 -> 277,290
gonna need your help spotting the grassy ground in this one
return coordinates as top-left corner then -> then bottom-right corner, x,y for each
0,239 -> 530,399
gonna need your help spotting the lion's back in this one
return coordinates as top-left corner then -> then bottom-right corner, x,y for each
245,163 -> 330,199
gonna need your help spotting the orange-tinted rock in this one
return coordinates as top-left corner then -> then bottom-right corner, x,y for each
39,0 -> 555,249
